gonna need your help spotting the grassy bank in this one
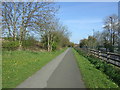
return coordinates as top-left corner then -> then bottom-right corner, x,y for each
2,48 -> 66,88
72,48 -> 119,88
75,48 -> 120,87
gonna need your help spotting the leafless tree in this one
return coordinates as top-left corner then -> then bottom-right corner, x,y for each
2,2 -> 57,50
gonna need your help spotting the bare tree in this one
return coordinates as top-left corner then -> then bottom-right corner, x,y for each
2,2 -> 57,50
103,14 -> 119,52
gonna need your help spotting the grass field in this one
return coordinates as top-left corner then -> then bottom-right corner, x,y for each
73,48 -> 119,88
2,48 -> 66,88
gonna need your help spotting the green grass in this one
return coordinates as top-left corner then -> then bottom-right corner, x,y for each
2,48 -> 66,88
0,52 -> 2,89
72,48 -> 119,88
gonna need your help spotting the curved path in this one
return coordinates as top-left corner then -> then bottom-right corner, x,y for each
16,48 -> 85,88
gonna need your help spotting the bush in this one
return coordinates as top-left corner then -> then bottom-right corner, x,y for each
22,40 -> 35,48
75,48 -> 120,87
3,41 -> 19,50
3,37 -> 14,41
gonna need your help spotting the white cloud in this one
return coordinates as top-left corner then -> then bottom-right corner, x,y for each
63,18 -> 102,24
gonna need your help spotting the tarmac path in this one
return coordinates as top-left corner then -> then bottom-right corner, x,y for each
46,48 -> 85,88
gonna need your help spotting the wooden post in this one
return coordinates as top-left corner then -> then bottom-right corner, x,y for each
99,50 -> 101,59
107,52 -> 110,63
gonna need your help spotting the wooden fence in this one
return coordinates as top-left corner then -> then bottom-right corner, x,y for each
87,49 -> 120,67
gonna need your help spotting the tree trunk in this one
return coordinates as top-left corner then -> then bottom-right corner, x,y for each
47,34 -> 50,52
18,27 -> 23,50
18,3 -> 25,50
13,25 -> 16,41
13,3 -> 17,41
50,33 -> 53,51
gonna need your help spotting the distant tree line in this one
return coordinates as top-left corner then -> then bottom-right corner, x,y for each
79,14 -> 120,53
2,2 -> 73,51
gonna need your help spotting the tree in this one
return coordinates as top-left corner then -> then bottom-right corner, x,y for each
41,22 -> 71,51
2,2 -> 57,50
79,36 -> 97,49
79,39 -> 88,48
2,2 -> 71,51
87,36 -> 97,49
2,2 -> 20,40
103,14 -> 119,52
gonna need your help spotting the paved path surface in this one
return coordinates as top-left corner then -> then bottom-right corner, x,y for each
16,48 -> 85,88
46,48 -> 85,88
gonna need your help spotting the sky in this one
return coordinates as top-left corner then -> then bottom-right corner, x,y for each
55,2 -> 118,44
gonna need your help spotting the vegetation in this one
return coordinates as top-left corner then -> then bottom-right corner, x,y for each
79,14 -> 120,53
74,48 -> 120,87
79,36 -> 97,49
2,2 -> 119,89
40,24 -> 71,51
78,14 -> 120,88
73,48 -> 119,88
2,2 -> 73,51
2,2 -> 73,88
2,48 -> 66,88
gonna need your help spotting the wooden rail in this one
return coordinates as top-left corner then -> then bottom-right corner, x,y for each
87,49 -> 120,67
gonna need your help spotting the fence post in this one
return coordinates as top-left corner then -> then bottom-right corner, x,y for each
99,50 -> 101,59
107,52 -> 110,63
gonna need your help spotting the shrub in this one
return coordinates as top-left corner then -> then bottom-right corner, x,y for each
3,41 -> 19,50
22,40 -> 35,48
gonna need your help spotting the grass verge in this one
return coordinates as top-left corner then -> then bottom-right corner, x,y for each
2,48 -> 66,88
75,47 -> 120,87
72,48 -> 119,88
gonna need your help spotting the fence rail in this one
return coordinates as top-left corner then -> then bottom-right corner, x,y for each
86,49 -> 120,67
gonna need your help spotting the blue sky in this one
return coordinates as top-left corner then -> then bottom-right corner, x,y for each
55,2 -> 118,44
